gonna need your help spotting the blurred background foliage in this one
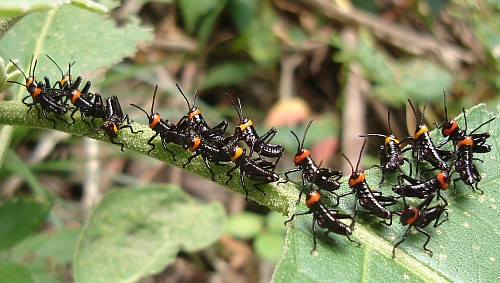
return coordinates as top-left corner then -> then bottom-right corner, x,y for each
0,0 -> 498,282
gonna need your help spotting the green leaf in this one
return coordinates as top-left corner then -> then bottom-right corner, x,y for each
265,210 -> 288,233
397,59 -> 452,102
449,1 -> 500,60
178,0 -> 222,34
227,0 -> 279,69
0,57 -> 7,92
11,228 -> 80,265
0,5 -> 152,99
340,30 -> 405,107
227,0 -> 256,33
246,3 -> 280,69
74,185 -> 226,283
372,83 -> 407,107
0,196 -> 52,251
254,232 -> 284,263
224,212 -> 264,239
353,30 -> 395,85
4,150 -> 53,197
256,211 -> 288,263
0,259 -> 33,283
0,56 -> 26,93
272,104 -> 499,282
71,0 -> 110,13
336,30 -> 453,108
9,229 -> 80,283
195,0 -> 227,48
200,61 -> 256,89
0,125 -> 13,171
0,0 -> 107,18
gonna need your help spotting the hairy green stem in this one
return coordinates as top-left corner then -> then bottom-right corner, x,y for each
0,101 -> 301,214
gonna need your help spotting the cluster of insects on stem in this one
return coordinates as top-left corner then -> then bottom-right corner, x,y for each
8,55 -> 495,258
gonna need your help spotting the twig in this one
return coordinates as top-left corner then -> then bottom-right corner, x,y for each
296,0 -> 476,69
341,27 -> 368,173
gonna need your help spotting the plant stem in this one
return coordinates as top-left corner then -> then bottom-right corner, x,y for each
0,101 -> 301,215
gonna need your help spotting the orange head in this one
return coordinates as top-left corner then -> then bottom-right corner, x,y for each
408,98 -> 431,140
441,119 -> 458,137
294,148 -> 310,165
413,125 -> 429,139
348,171 -> 366,187
230,146 -> 244,162
188,135 -> 201,152
305,190 -> 321,208
437,171 -> 450,190
149,113 -> 162,129
291,119 -> 314,165
400,206 -> 419,226
343,139 -> 368,188
70,89 -> 81,104
239,118 -> 253,132
384,135 -> 400,146
457,136 -> 473,148
102,121 -> 119,138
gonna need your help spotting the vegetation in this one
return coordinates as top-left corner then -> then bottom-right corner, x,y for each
0,0 -> 498,282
